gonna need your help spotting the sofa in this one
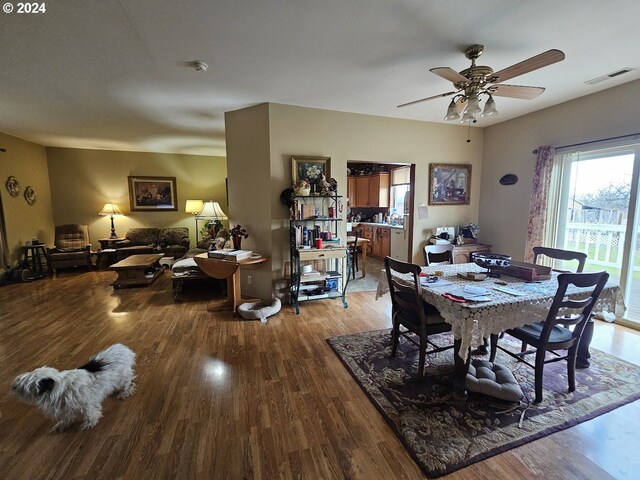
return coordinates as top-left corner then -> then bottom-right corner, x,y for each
114,227 -> 190,261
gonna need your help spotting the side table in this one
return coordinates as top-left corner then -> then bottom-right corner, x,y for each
97,237 -> 125,270
23,244 -> 50,278
98,237 -> 125,250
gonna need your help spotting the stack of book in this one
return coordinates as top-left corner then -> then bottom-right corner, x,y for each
208,249 -> 253,261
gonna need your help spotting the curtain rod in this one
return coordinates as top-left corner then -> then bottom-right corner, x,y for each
533,132 -> 640,154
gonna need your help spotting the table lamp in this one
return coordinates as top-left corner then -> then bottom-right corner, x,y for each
98,202 -> 123,238
185,199 -> 204,242
196,201 -> 228,240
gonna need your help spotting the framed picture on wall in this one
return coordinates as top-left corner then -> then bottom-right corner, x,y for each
428,163 -> 471,205
128,176 -> 178,211
291,156 -> 331,190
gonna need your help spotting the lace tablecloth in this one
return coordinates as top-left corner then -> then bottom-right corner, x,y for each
376,263 -> 626,361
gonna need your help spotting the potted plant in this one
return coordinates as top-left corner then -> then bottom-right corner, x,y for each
230,224 -> 249,249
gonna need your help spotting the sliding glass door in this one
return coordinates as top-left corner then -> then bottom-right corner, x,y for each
554,144 -> 640,325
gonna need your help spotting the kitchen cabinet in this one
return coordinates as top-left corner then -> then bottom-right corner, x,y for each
361,225 -> 374,253
347,177 -> 356,207
355,176 -> 369,207
349,173 -> 390,207
452,244 -> 492,264
368,173 -> 390,208
370,226 -> 391,258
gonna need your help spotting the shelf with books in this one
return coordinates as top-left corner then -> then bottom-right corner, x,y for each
289,190 -> 351,314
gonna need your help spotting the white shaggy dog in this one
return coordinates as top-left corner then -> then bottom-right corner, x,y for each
11,344 -> 136,432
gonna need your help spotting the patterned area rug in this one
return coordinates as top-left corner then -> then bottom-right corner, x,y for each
327,329 -> 640,478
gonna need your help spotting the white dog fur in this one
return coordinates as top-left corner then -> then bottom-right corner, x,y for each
11,343 -> 136,432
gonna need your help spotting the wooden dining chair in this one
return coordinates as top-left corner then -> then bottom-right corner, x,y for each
489,270 -> 609,403
384,256 -> 454,380
532,246 -> 587,273
347,228 -> 361,279
423,243 -> 454,266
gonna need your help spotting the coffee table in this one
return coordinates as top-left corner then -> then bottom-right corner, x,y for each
109,253 -> 164,289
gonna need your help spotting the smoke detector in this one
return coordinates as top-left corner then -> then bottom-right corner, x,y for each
193,61 -> 208,72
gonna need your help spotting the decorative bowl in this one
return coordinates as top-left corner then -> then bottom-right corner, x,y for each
473,253 -> 512,270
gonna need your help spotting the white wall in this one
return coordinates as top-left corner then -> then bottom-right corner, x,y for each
480,79 -> 640,260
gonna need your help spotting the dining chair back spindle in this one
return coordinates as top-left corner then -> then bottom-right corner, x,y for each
347,228 -> 361,279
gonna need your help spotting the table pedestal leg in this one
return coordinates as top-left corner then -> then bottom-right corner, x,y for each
576,317 -> 594,369
453,339 -> 469,400
206,269 -> 260,316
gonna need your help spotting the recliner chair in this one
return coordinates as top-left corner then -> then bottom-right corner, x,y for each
48,224 -> 93,272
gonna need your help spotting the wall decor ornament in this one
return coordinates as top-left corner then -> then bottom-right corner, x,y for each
428,163 -> 472,206
6,176 -> 20,197
128,176 -> 178,211
499,173 -> 519,185
24,186 -> 36,205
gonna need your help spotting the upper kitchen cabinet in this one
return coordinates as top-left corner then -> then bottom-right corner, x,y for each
347,177 -> 356,207
350,173 -> 390,207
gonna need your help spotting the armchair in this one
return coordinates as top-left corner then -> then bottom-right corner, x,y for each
48,224 -> 93,272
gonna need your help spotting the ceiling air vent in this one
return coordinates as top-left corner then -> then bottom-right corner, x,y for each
586,68 -> 635,85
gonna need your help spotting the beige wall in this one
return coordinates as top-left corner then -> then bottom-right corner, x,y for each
268,104 -> 484,265
46,147 -> 227,249
225,104 -> 273,299
225,102 -> 485,299
0,132 -> 54,266
481,79 -> 640,260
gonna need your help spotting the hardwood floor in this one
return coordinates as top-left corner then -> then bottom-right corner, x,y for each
0,269 -> 638,479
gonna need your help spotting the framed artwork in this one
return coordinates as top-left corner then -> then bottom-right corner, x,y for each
291,156 -> 331,189
428,163 -> 472,205
128,176 -> 178,211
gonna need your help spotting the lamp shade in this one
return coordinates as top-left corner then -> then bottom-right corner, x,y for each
185,199 -> 204,214
196,201 -> 228,220
443,99 -> 461,121
464,96 -> 481,115
481,95 -> 498,117
98,202 -> 122,216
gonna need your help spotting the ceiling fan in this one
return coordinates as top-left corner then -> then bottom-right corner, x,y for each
398,44 -> 565,123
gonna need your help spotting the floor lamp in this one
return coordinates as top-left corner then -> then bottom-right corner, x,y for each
185,200 -> 204,243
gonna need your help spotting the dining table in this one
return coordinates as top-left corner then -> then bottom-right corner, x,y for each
376,262 -> 626,399
346,236 -> 371,277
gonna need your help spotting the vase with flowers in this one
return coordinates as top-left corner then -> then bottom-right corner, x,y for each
231,224 -> 249,250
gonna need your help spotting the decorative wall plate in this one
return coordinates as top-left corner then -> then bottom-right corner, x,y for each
499,174 -> 518,185
6,176 -> 20,197
24,186 -> 36,205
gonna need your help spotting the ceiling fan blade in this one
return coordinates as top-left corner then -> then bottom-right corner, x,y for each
490,49 -> 565,83
490,84 -> 545,100
430,67 -> 469,84
397,91 -> 457,108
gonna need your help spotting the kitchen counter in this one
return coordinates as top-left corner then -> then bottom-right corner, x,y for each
353,222 -> 404,229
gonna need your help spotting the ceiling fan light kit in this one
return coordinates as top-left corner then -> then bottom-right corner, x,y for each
399,44 -> 565,129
